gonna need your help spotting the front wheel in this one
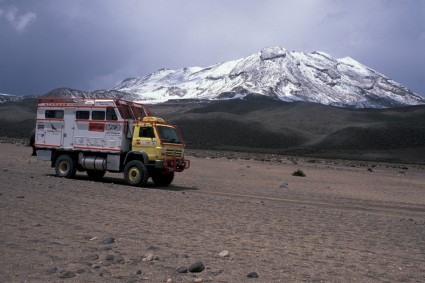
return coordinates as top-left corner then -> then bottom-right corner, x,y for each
55,155 -> 76,178
124,160 -> 149,187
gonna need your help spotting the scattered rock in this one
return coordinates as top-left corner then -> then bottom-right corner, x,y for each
209,268 -> 223,276
102,236 -> 115,244
292,169 -> 306,177
46,267 -> 58,274
113,254 -> 125,264
219,250 -> 230,258
194,278 -> 203,282
189,261 -> 205,273
279,182 -> 289,188
166,278 -> 174,283
76,268 -> 86,274
16,196 -> 25,199
147,245 -> 160,251
59,270 -> 76,279
176,265 -> 188,273
143,253 -> 154,261
83,254 -> 99,261
247,271 -> 259,278
136,269 -> 142,275
34,223 -> 43,227
105,254 -> 114,261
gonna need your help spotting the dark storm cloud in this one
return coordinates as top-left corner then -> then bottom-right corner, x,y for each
0,0 -> 424,96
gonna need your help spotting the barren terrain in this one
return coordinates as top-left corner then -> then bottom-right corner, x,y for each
1,142 -> 425,282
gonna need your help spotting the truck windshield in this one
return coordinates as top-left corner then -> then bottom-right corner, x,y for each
157,126 -> 182,144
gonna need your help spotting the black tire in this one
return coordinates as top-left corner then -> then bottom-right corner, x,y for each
152,171 -> 174,186
124,160 -> 149,186
86,170 -> 106,180
55,155 -> 76,178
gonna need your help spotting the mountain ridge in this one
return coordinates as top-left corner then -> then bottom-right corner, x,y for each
114,46 -> 424,108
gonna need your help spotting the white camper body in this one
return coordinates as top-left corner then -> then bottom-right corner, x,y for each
35,98 -> 148,153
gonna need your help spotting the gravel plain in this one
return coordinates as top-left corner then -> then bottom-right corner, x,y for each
0,143 -> 425,282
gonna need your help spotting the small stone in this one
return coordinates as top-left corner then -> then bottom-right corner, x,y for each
113,255 -> 125,264
136,269 -> 142,275
102,236 -> 115,244
176,265 -> 188,273
76,268 -> 86,274
194,278 -> 203,283
247,271 -> 259,278
59,270 -> 76,279
166,278 -> 173,283
279,182 -> 288,188
143,253 -> 154,261
34,223 -> 43,227
105,254 -> 114,261
189,261 -> 205,273
209,268 -> 223,276
47,267 -> 58,274
147,245 -> 160,251
219,250 -> 230,258
91,264 -> 101,269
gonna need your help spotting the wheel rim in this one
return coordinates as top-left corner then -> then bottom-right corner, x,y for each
128,167 -> 140,183
59,161 -> 68,174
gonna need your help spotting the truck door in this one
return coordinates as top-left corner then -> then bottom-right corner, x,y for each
62,108 -> 75,148
132,126 -> 158,160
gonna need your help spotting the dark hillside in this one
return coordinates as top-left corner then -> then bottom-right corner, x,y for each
157,97 -> 425,163
174,113 -> 309,151
1,96 -> 425,163
0,98 -> 37,138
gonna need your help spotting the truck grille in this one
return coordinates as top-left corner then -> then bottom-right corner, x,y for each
166,149 -> 182,158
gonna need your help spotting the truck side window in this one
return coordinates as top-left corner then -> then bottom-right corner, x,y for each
139,127 -> 155,138
45,110 -> 64,119
76,111 -> 90,119
106,107 -> 118,120
92,111 -> 105,120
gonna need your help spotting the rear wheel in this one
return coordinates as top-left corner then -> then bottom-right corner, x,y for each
86,170 -> 106,181
55,155 -> 76,178
152,171 -> 174,186
124,160 -> 149,186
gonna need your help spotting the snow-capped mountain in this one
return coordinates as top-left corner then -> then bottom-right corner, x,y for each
0,93 -> 24,103
40,87 -> 140,100
114,46 -> 424,108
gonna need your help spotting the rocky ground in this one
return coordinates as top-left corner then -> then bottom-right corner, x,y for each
0,142 -> 424,282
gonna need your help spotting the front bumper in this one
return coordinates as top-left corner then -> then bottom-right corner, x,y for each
155,158 -> 190,172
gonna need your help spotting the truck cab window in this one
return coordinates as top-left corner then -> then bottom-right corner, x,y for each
139,127 -> 155,138
92,111 -> 105,120
76,111 -> 90,119
157,126 -> 181,144
106,107 -> 118,120
45,110 -> 64,119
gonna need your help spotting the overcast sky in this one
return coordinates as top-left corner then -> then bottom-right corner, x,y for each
1,0 -> 424,97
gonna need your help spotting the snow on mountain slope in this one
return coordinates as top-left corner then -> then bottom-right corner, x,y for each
0,93 -> 24,103
114,47 -> 424,108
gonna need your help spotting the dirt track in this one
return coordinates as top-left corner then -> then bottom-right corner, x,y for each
1,143 -> 424,282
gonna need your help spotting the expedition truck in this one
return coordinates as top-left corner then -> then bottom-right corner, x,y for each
34,98 -> 190,186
